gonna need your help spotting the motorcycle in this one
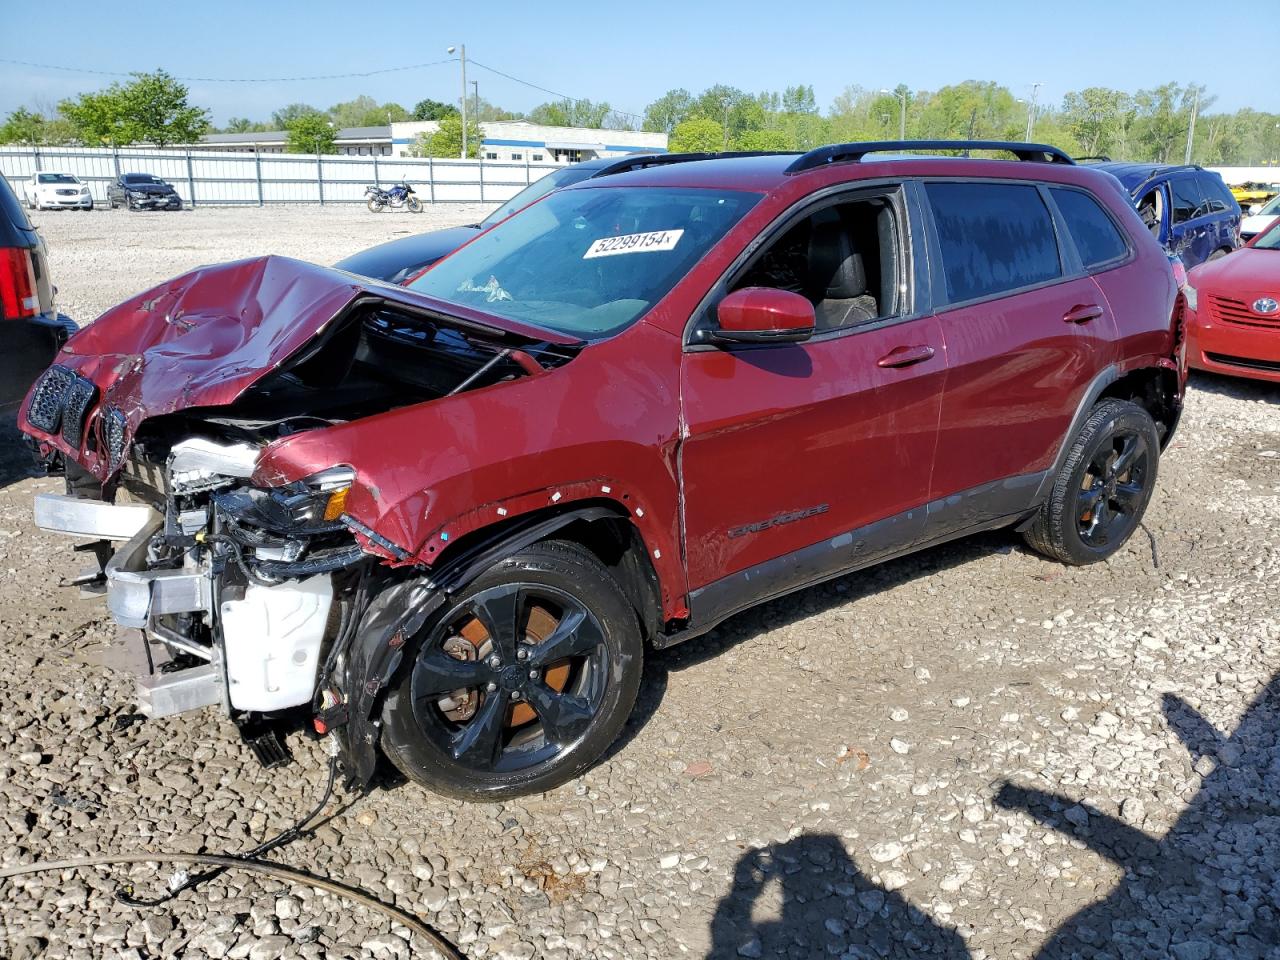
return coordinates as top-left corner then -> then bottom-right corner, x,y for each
365,182 -> 422,213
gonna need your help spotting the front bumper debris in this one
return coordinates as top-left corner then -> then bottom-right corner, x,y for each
104,519 -> 212,628
34,492 -> 153,540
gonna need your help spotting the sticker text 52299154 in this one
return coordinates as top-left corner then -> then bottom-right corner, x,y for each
583,229 -> 684,259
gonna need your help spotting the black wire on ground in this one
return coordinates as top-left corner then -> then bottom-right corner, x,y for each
1139,521 -> 1160,569
0,853 -> 463,960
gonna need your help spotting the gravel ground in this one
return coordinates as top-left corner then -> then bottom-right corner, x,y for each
2,207 -> 1279,960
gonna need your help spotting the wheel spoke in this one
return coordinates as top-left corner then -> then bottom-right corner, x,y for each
451,691 -> 508,767
1111,435 -> 1142,478
1078,485 -> 1106,514
526,683 -> 594,748
1091,501 -> 1111,544
527,607 -> 603,668
470,586 -> 525,662
1112,481 -> 1144,512
413,652 -> 483,699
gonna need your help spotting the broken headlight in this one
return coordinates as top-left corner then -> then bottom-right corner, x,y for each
274,466 -> 355,526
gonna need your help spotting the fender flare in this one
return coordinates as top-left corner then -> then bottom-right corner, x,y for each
334,505 -> 622,786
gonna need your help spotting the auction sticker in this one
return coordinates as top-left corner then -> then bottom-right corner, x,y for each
583,229 -> 684,259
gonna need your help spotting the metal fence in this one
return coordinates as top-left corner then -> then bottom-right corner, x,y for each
0,146 -> 562,207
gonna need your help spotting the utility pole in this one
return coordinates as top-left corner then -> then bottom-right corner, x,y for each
1025,82 -> 1043,141
447,44 -> 467,158
1184,87 -> 1200,165
879,89 -> 908,139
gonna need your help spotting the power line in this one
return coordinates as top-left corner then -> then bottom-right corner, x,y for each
0,57 -> 459,83
468,59 -> 644,120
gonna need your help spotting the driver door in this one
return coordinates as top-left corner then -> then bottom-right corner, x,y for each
678,188 -> 945,620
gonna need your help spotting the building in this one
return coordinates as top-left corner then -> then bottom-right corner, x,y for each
390,120 -> 667,162
192,122 -> 668,163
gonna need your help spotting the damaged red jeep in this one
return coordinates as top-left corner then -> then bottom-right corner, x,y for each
21,141 -> 1184,800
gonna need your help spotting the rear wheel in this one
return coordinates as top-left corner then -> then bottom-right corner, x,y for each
1024,399 -> 1160,565
381,540 -> 643,801
366,198 -> 385,213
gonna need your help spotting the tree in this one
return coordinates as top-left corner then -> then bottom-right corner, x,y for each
222,117 -> 271,134
411,113 -> 482,158
732,129 -> 794,151
272,103 -> 321,128
0,108 -> 45,144
60,88 -> 137,146
60,70 -> 209,146
528,98 -> 613,129
327,95 -> 411,128
285,113 -> 336,154
643,88 -> 694,133
413,98 -> 457,121
670,117 -> 724,153
781,85 -> 818,115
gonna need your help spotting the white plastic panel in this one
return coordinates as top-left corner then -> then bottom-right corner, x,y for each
221,575 -> 332,712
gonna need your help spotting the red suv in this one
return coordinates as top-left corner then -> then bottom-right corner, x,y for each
20,141 -> 1183,800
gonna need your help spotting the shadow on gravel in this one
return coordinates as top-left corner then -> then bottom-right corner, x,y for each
996,672 -> 1280,959
1188,369 -> 1280,405
0,414 -> 40,490
706,833 -> 968,959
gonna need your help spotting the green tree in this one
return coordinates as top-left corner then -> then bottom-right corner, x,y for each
642,88 -> 694,133
732,129 -> 794,151
411,112 -> 482,158
271,103 -> 321,128
60,88 -> 137,146
1061,87 -> 1132,157
528,98 -> 613,129
327,95 -> 412,128
0,108 -> 45,144
120,70 -> 210,146
222,117 -> 271,134
413,98 -> 457,121
670,117 -> 725,153
781,85 -> 817,115
285,114 -> 336,154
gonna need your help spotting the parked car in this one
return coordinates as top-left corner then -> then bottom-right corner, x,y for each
1230,181 -> 1279,210
0,176 -> 75,411
337,152 -> 720,284
1241,193 -> 1280,243
20,140 -> 1183,800
21,172 -> 93,211
1091,162 -> 1240,269
107,173 -> 182,211
1184,218 -> 1280,382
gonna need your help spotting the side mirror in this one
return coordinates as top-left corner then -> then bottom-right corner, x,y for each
713,287 -> 815,345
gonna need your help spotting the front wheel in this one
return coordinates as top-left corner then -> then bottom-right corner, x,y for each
1023,399 -> 1160,565
381,540 -> 643,801
366,197 -> 385,213
406,195 -> 423,213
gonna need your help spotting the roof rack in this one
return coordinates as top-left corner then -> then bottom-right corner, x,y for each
603,150 -> 793,175
1073,155 -> 1112,163
785,140 -> 1075,174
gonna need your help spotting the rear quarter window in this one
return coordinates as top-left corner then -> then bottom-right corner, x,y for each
924,181 -> 1062,303
1170,176 -> 1207,224
1050,188 -> 1129,269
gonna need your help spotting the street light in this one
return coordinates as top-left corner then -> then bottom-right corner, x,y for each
880,88 -> 907,140
447,44 -> 468,158
1025,82 -> 1043,142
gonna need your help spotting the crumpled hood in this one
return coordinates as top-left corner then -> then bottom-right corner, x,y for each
19,255 -> 577,480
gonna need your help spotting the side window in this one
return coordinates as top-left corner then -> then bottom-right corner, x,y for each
1196,174 -> 1233,213
1050,188 -> 1129,269
924,181 -> 1062,303
730,193 -> 903,333
1170,176 -> 1206,224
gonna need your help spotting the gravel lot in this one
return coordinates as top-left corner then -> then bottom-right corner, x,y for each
2,206 -> 1278,960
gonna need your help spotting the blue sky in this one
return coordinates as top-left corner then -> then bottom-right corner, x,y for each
2,0 -> 1276,125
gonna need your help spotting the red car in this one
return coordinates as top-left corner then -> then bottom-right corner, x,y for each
20,140 -> 1183,800
1185,218 -> 1280,382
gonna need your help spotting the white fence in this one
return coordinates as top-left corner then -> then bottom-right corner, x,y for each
0,146 -> 562,207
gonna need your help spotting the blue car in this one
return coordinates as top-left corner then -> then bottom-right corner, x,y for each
1090,162 -> 1241,269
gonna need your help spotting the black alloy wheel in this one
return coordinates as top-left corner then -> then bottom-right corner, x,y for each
1024,399 -> 1161,565
381,540 -> 642,800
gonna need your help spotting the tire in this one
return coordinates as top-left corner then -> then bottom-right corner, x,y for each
366,198 -> 385,213
407,195 -> 423,213
1023,399 -> 1160,565
381,540 -> 643,801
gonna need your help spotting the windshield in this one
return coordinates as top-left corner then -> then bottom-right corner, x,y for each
479,166 -> 595,228
1258,195 -> 1280,216
37,173 -> 78,184
124,174 -> 160,185
1255,221 -> 1280,250
409,186 -> 761,338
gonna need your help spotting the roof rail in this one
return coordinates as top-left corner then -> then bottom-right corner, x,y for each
604,150 -> 793,175
1132,163 -> 1203,189
785,140 -> 1075,174
1073,155 -> 1112,163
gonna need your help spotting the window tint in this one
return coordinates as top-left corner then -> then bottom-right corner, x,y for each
1196,174 -> 1235,213
1050,188 -> 1128,268
925,182 -> 1062,303
1170,176 -> 1206,224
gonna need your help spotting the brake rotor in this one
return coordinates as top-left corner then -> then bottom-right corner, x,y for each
438,603 -> 572,727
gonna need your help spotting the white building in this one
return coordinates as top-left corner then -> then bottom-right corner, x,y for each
390,120 -> 667,162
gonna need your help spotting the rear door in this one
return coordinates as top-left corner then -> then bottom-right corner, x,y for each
1195,172 -> 1241,254
922,179 -> 1118,536
1168,174 -> 1214,268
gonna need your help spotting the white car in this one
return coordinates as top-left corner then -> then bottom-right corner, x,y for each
1241,194 -> 1280,243
21,172 -> 93,211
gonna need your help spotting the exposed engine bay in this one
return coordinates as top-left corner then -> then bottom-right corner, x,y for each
24,281 -> 579,775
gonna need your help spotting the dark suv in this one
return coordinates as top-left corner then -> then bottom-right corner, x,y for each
20,140 -> 1183,800
1090,162 -> 1240,269
0,175 -> 74,412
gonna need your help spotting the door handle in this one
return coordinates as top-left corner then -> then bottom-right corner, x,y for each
1063,304 -> 1103,324
877,344 -> 936,368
